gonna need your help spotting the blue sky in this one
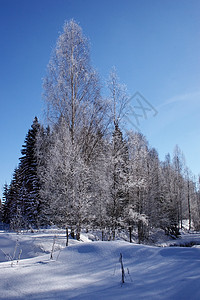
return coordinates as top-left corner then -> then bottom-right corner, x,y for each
0,0 -> 200,198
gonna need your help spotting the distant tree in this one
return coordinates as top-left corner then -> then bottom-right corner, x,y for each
146,148 -> 164,229
193,175 -> 200,230
173,145 -> 185,229
161,154 -> 180,237
184,167 -> 192,230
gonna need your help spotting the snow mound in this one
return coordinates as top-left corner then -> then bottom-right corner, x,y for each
0,230 -> 200,299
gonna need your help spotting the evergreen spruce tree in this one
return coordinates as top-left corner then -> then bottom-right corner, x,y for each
1,168 -> 22,230
2,183 -> 10,224
9,167 -> 23,230
107,124 -> 128,239
36,124 -> 52,226
19,117 -> 41,227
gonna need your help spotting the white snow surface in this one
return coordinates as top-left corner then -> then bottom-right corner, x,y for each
0,229 -> 200,299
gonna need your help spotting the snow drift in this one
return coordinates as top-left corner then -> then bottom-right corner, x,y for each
0,231 -> 200,299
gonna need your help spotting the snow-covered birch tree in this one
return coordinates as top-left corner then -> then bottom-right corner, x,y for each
173,145 -> 186,229
43,20 -> 107,161
126,131 -> 149,243
106,70 -> 129,239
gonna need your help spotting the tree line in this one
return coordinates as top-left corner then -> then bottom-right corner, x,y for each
1,20 -> 200,242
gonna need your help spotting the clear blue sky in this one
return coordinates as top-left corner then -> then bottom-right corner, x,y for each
0,0 -> 200,198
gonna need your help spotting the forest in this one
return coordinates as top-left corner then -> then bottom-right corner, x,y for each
1,20 -> 200,243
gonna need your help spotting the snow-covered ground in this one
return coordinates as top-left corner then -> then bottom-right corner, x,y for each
0,229 -> 200,299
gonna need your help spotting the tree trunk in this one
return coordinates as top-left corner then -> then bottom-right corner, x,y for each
129,226 -> 132,243
119,253 -> 125,284
187,180 -> 192,231
102,230 -> 104,241
112,229 -> 115,241
76,227 -> 81,240
70,228 -> 75,239
76,232 -> 80,240
66,227 -> 69,246
138,220 -> 143,244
